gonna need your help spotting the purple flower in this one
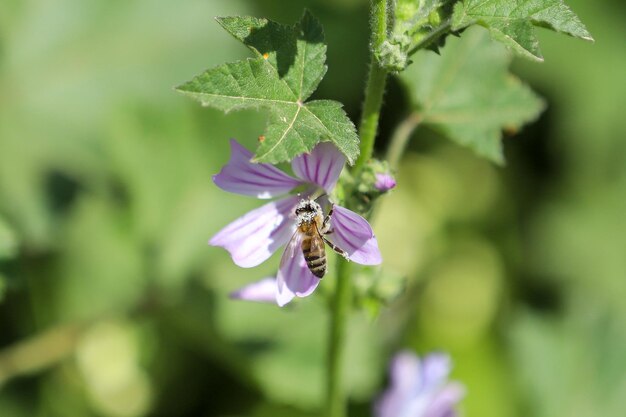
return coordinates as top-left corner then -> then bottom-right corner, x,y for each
212,139 -> 382,306
375,351 -> 465,417
375,173 -> 397,192
229,277 -> 278,303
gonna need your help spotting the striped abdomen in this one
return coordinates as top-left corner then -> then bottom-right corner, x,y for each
301,233 -> 327,278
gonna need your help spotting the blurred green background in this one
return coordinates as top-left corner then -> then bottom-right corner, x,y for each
0,1 -> 624,416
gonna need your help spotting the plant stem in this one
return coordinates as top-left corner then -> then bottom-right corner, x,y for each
353,0 -> 391,174
326,2 -> 394,416
386,112 -> 422,169
325,259 -> 353,417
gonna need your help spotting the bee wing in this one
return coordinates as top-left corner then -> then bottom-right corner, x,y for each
276,230 -> 320,306
282,229 -> 303,261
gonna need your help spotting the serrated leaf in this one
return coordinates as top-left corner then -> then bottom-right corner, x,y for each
452,0 -> 593,61
216,11 -> 326,101
177,11 -> 359,164
401,27 -> 545,163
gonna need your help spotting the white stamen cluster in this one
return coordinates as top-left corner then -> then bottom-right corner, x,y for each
295,199 -> 322,226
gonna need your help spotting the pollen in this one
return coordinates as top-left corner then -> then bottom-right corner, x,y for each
295,199 -> 323,226
263,52 -> 269,59
258,135 -> 265,142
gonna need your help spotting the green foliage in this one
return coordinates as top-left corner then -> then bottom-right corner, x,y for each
388,0 -> 451,69
215,286 -> 384,408
452,0 -> 593,61
0,217 -> 17,303
512,311 -> 626,417
395,0 -> 448,40
354,268 -> 406,320
401,27 -> 545,163
396,0 -> 444,25
0,0 -> 616,416
0,217 -> 17,260
376,33 -> 413,72
177,11 -> 359,164
0,274 -> 5,303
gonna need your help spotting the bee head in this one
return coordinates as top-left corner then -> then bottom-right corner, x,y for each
295,199 -> 322,217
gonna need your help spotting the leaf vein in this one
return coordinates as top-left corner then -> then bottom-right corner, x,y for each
184,92 -> 297,106
302,106 -> 333,136
258,105 -> 303,159
298,35 -> 307,100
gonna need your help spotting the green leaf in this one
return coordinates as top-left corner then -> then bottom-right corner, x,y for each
216,12 -> 326,102
452,0 -> 593,61
176,11 -> 359,164
401,27 -> 545,163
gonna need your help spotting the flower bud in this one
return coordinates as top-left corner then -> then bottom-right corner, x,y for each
376,34 -> 412,72
347,159 -> 397,216
374,173 -> 397,192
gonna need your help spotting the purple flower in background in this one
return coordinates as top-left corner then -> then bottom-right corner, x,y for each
376,351 -> 465,417
212,139 -> 381,306
229,277 -> 277,303
375,173 -> 397,192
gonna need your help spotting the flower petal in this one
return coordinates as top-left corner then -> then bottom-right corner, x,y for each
291,142 -> 345,192
276,231 -> 320,307
375,351 -> 422,417
210,195 -> 299,268
329,205 -> 382,265
213,139 -> 301,198
390,351 -> 422,391
230,278 -> 277,304
375,352 -> 464,417
420,353 -> 452,391
424,382 -> 465,417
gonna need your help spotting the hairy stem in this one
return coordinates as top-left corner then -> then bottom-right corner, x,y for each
353,0 -> 392,174
326,2 -> 394,416
326,3 -> 395,416
325,259 -> 353,417
386,112 -> 422,169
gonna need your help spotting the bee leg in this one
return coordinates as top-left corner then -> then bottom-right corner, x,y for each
321,204 -> 335,233
322,236 -> 349,260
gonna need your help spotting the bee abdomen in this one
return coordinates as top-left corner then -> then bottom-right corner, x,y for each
305,254 -> 327,278
302,238 -> 327,278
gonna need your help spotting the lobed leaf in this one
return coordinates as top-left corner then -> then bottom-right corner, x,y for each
216,11 -> 326,101
401,27 -> 545,164
452,0 -> 593,61
177,11 -> 359,164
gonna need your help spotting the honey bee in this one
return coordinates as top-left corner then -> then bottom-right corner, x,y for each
289,198 -> 348,278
